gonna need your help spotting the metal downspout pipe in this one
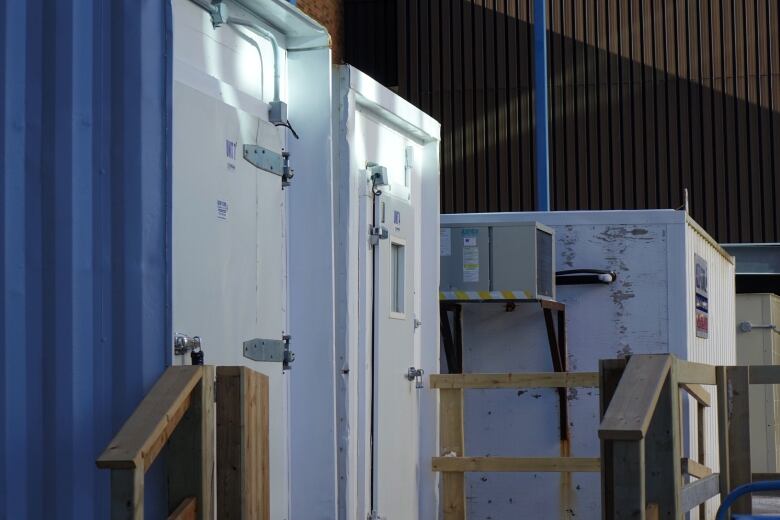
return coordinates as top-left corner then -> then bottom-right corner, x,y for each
534,0 -> 550,211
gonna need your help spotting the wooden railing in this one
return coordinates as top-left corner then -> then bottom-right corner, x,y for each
96,365 -> 269,520
599,355 -> 780,519
430,371 -> 601,520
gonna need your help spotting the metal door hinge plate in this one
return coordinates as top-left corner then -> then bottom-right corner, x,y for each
243,144 -> 283,176
243,335 -> 295,370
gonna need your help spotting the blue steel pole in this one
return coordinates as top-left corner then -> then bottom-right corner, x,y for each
534,0 -> 550,211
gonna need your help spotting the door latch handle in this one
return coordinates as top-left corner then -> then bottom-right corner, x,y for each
406,367 -> 424,389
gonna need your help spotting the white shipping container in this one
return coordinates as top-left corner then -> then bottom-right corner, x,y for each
439,210 -> 735,520
736,293 -> 780,473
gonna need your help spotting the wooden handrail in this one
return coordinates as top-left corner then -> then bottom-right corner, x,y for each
429,371 -> 599,389
599,355 -> 672,440
674,359 -> 717,385
97,366 -> 203,470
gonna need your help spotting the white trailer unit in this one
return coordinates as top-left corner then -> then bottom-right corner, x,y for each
333,66 -> 441,520
439,210 -> 735,520
736,293 -> 780,473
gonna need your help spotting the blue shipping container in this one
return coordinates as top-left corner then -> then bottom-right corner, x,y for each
1,0 -> 172,517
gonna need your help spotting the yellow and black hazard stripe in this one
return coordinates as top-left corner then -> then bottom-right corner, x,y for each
439,290 -> 531,301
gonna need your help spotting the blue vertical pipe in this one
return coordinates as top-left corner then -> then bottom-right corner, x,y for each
534,0 -> 550,211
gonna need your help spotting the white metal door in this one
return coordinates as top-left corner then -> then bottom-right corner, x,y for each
172,80 -> 290,518
371,189 -> 419,520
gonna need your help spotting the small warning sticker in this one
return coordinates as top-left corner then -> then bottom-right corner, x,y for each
440,228 -> 452,256
462,228 -> 480,282
217,199 -> 229,220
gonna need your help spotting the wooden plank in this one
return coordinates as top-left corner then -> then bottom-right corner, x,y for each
439,388 -> 465,520
431,456 -> 601,473
168,497 -> 197,520
610,440 -> 646,520
716,366 -> 731,505
110,468 -> 143,520
682,458 -> 713,479
753,473 -> 780,481
725,366 -> 752,515
644,369 -> 681,518
674,359 -> 717,385
681,474 -> 721,512
697,403 -> 707,520
97,366 -> 202,470
680,383 -> 711,407
429,372 -> 599,389
748,365 -> 780,385
599,355 -> 672,440
246,367 -> 270,520
169,365 -> 215,520
600,358 -> 628,520
217,366 -> 270,520
646,503 -> 659,520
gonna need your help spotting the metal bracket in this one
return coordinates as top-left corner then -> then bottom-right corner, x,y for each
406,367 -> 424,389
243,144 -> 283,176
243,335 -> 295,370
369,225 -> 389,246
739,321 -> 779,334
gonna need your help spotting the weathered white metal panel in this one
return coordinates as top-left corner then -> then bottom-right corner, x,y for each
333,65 -> 440,520
684,220 -> 736,519
440,210 -> 735,520
736,293 -> 780,474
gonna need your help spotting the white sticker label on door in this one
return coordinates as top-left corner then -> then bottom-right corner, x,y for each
440,228 -> 452,256
217,199 -> 229,220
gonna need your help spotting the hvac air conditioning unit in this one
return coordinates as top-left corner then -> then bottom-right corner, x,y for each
440,221 -> 555,301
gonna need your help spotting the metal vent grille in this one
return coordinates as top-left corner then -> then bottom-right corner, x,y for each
536,228 -> 553,297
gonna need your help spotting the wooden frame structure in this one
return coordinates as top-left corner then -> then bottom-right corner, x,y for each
96,365 -> 270,520
430,371 -> 601,520
440,299 -> 570,443
600,355 -> 780,519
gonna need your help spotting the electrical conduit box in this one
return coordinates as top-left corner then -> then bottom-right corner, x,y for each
440,221 -> 555,301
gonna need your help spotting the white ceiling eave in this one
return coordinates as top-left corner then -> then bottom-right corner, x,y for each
232,0 -> 330,49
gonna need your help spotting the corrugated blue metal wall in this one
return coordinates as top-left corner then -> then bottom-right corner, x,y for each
1,0 -> 172,518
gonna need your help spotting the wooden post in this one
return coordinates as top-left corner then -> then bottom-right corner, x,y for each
440,388 -> 465,520
725,366 -> 752,514
111,467 -> 144,520
599,358 -> 627,520
697,402 -> 706,520
611,440 -> 646,520
217,366 -> 270,520
644,368 -> 681,519
168,365 -> 215,520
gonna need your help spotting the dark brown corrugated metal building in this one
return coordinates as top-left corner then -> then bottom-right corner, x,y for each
346,0 -> 780,243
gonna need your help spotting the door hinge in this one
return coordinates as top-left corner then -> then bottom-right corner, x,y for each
243,334 -> 295,370
243,144 -> 283,177
369,225 -> 389,246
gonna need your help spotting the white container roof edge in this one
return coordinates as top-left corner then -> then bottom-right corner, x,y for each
442,209 -> 733,263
